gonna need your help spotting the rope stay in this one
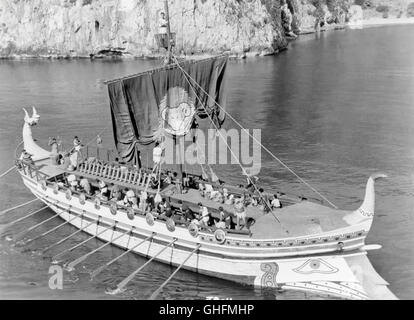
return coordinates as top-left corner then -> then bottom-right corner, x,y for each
0,166 -> 16,179
172,55 -> 337,209
85,127 -> 108,147
174,57 -> 282,226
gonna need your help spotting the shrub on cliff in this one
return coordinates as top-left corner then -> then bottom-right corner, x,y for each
375,5 -> 389,13
408,3 -> 414,17
353,0 -> 373,9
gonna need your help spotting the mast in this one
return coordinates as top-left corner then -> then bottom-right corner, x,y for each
163,0 -> 183,185
164,0 -> 173,65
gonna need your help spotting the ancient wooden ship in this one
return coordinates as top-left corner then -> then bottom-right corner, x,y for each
11,1 -> 397,300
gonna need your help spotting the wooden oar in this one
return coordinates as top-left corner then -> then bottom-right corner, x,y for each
14,214 -> 60,241
90,233 -> 154,279
149,244 -> 200,300
0,198 -> 39,216
114,238 -> 177,293
0,166 -> 15,179
3,206 -> 48,229
25,215 -> 78,245
66,228 -> 130,270
52,222 -> 114,261
42,218 -> 95,253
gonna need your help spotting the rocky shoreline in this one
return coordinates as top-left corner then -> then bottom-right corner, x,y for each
0,46 -> 284,61
1,1 -> 413,61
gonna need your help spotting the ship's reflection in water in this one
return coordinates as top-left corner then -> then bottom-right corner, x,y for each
0,24 -> 413,300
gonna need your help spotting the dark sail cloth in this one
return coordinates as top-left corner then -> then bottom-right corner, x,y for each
107,55 -> 228,164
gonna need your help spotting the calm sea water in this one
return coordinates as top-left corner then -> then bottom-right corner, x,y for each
0,25 -> 413,300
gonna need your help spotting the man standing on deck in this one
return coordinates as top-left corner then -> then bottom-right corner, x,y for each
159,12 -> 168,34
234,198 -> 247,230
152,141 -> 163,173
69,136 -> 83,170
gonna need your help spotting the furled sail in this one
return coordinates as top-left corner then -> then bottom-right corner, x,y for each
107,55 -> 228,163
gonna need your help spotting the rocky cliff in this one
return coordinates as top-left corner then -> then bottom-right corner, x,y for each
0,0 -> 289,58
0,0 -> 412,59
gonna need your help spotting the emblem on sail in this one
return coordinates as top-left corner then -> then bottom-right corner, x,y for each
159,87 -> 196,136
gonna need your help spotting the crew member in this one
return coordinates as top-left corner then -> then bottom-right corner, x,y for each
271,194 -> 282,209
159,12 -> 168,34
234,198 -> 247,230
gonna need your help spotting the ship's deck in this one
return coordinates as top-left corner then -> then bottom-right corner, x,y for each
33,158 -> 352,240
174,189 -> 350,238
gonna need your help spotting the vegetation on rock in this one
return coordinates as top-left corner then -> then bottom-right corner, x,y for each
407,2 -> 414,17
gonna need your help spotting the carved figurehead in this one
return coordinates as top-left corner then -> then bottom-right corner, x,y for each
22,106 -> 52,161
343,173 -> 387,226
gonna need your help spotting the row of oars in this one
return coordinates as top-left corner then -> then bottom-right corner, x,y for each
1,198 -> 201,299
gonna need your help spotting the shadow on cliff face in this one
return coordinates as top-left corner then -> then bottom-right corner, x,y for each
90,48 -> 126,59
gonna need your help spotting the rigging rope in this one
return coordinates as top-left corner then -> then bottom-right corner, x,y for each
172,56 -> 338,209
193,138 -> 217,182
85,127 -> 108,147
174,57 -> 281,225
0,166 -> 16,179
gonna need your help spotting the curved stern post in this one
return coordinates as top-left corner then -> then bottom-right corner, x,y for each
343,173 -> 387,227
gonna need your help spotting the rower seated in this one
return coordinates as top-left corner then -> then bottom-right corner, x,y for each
182,173 -> 190,187
149,175 -> 159,189
183,204 -> 195,223
245,175 -> 259,193
249,196 -> 258,207
219,207 -> 235,229
225,194 -> 234,205
198,202 -> 212,229
110,185 -> 123,202
172,205 -> 187,225
209,189 -> 219,201
257,188 -> 271,213
20,149 -> 35,165
97,179 -> 109,200
198,182 -> 205,197
124,189 -> 138,210
173,172 -> 182,194
215,216 -> 226,229
67,174 -> 79,191
138,190 -> 148,211
156,198 -> 167,215
271,194 -> 282,209
159,205 -> 173,220
233,198 -> 247,230
146,194 -> 155,213
79,176 -> 92,195
163,171 -> 172,184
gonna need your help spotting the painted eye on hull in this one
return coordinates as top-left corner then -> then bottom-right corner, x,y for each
293,258 -> 339,274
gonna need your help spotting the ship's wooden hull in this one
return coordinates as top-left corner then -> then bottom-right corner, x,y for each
20,171 -> 378,300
